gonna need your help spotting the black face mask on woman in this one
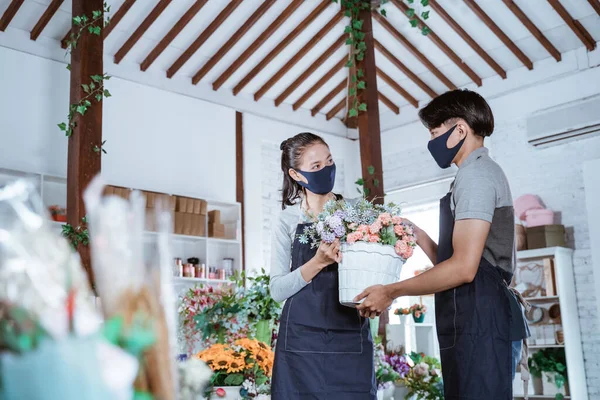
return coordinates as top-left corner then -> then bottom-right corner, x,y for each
427,125 -> 465,169
295,163 -> 336,195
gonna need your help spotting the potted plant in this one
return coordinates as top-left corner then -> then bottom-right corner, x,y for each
299,199 -> 416,306
179,285 -> 249,354
374,341 -> 400,400
409,304 -> 427,323
196,338 -> 274,400
233,269 -> 281,347
394,307 -> 411,324
48,205 -> 67,222
385,352 -> 411,399
528,348 -> 569,399
403,352 -> 444,400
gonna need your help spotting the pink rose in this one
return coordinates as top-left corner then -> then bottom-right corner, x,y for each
378,213 -> 392,225
405,224 -> 414,235
403,246 -> 414,259
392,216 -> 402,225
368,234 -> 380,243
348,223 -> 357,230
395,240 -> 408,256
357,224 -> 370,234
369,220 -> 382,234
346,232 -> 360,243
394,225 -> 405,236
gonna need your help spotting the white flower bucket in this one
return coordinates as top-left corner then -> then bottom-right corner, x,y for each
338,242 -> 404,307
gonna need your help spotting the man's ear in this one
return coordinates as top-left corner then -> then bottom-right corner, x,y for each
455,120 -> 469,140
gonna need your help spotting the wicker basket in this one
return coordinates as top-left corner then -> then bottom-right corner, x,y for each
338,242 -> 404,307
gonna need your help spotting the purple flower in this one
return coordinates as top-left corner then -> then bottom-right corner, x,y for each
321,231 -> 336,243
333,224 -> 346,237
327,215 -> 343,229
386,354 -> 410,378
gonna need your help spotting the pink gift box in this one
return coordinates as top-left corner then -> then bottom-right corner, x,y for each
514,194 -> 544,221
525,209 -> 555,227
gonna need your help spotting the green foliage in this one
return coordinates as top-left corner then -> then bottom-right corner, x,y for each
61,216 -> 89,249
404,352 -> 444,400
332,0 -> 431,118
59,3 -> 111,155
528,348 -> 568,400
355,165 -> 379,198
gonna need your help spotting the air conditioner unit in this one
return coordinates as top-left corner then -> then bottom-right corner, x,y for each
526,95 -> 600,148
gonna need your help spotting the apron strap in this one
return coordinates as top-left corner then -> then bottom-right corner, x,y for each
509,286 -> 531,399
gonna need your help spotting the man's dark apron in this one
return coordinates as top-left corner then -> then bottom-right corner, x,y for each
435,191 -> 529,399
271,223 -> 376,400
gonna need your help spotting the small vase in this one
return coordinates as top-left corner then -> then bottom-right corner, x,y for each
532,376 -> 543,395
412,313 -> 425,323
210,386 -> 243,400
394,382 -> 409,399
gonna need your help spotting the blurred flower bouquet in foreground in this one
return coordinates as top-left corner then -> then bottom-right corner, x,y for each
299,198 -> 417,306
0,178 -> 213,400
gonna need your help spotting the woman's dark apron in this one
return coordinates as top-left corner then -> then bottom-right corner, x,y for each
271,223 -> 377,400
435,191 -> 529,399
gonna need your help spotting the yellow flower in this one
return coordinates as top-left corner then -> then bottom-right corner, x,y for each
211,354 -> 231,371
227,358 -> 246,373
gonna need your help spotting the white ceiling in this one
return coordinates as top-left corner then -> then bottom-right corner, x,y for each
1,0 -> 599,122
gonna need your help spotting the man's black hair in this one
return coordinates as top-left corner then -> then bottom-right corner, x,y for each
418,89 -> 494,138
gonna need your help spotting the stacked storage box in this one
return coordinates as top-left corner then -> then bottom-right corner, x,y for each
208,210 -> 225,238
174,196 -> 207,236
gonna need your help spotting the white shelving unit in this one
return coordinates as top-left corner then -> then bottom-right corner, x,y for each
2,167 -> 244,293
514,247 -> 587,400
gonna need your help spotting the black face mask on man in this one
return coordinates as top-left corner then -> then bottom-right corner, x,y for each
295,163 -> 336,195
427,125 -> 465,169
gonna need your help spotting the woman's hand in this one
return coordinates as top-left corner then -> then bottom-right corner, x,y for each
314,239 -> 342,268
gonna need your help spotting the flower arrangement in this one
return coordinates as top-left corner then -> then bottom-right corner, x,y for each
403,352 -> 444,400
196,338 -> 274,399
48,205 -> 67,222
394,307 -> 411,316
386,352 -> 411,379
298,198 -> 416,260
232,269 -> 282,346
374,341 -> 401,391
179,285 -> 249,353
410,303 -> 427,323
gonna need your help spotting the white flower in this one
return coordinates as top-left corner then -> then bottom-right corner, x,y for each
413,362 -> 430,376
178,358 -> 213,400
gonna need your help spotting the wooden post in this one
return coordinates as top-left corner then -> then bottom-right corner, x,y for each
236,111 -> 246,276
67,0 -> 104,286
356,7 -> 388,339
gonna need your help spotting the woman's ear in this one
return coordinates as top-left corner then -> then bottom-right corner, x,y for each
289,168 -> 307,184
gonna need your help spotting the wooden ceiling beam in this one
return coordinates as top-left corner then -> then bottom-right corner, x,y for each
293,56 -> 345,111
233,0 -> 331,96
213,0 -> 303,91
588,0 -> 600,16
168,0 -> 242,78
114,0 -> 171,64
254,11 -> 344,101
379,91 -> 400,114
142,0 -> 208,71
61,0 -> 136,49
373,12 -> 455,90
464,0 -> 533,70
311,78 -> 346,116
0,0 -> 24,32
376,67 -> 418,108
374,40 -> 437,99
192,0 -> 275,84
326,98 -> 345,121
31,0 -> 63,41
429,0 -> 506,79
390,0 -> 481,86
548,0 -> 596,51
503,0 -> 561,62
275,34 -> 345,107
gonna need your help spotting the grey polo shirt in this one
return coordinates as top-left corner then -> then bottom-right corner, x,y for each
451,147 -> 516,274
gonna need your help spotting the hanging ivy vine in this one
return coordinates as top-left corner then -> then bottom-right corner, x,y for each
58,2 -> 111,156
332,0 -> 431,117
62,216 -> 89,249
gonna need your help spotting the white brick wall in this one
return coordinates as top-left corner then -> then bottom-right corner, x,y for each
382,122 -> 600,397
491,121 -> 600,397
260,140 -> 346,271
